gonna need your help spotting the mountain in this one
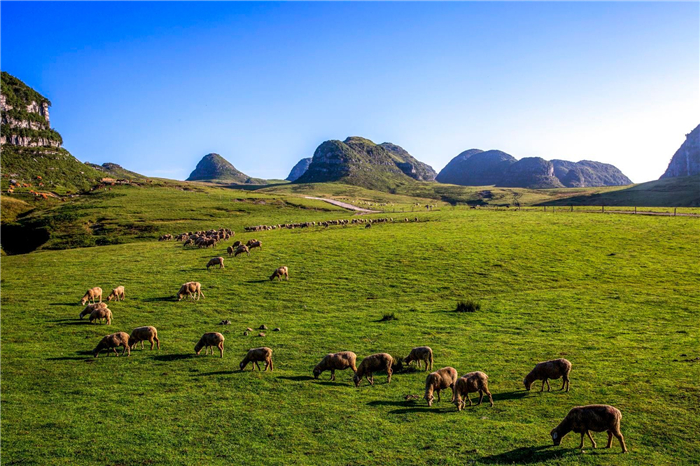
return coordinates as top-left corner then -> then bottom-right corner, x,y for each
294,137 -> 426,191
286,157 -> 312,182
86,162 -> 148,182
660,124 -> 700,179
186,153 -> 265,184
552,160 -> 632,187
378,142 -> 437,181
435,149 -> 516,186
0,71 -> 103,194
497,157 -> 563,189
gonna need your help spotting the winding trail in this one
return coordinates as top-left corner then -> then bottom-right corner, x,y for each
304,196 -> 380,213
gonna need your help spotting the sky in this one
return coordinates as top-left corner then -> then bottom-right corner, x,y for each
1,2 -> 698,183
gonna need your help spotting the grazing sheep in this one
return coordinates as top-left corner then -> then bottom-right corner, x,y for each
524,358 -> 572,392
248,240 -> 262,251
239,347 -> 273,371
89,307 -> 112,325
80,287 -> 103,305
270,266 -> 289,281
551,405 -> 627,453
227,245 -> 235,256
129,326 -> 160,350
93,332 -> 131,357
313,351 -> 357,381
80,302 -> 107,319
206,257 -> 225,270
353,353 -> 393,387
453,371 -> 494,410
234,245 -> 250,257
177,282 -> 204,301
232,240 -> 241,248
107,286 -> 125,302
404,346 -> 434,371
246,239 -> 258,247
424,367 -> 458,406
194,332 -> 225,357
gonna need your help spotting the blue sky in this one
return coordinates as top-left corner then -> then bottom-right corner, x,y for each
2,2 -> 698,182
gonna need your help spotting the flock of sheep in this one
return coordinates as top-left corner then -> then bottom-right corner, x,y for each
77,224 -> 629,454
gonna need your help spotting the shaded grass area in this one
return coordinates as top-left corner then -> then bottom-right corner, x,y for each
2,207 -> 699,465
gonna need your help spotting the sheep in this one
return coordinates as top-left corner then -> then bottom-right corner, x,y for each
206,257 -> 225,270
89,307 -> 112,325
248,240 -> 263,251
246,239 -> 258,247
129,326 -> 160,350
107,286 -> 125,302
453,371 -> 494,410
177,282 -> 204,301
353,353 -> 393,387
239,347 -> 273,371
424,367 -> 458,406
551,405 -> 627,453
80,287 -> 102,305
194,332 -> 225,357
313,351 -> 357,381
227,245 -> 235,257
234,245 -> 250,257
404,346 -> 434,371
232,240 -> 241,248
80,302 -> 107,319
524,358 -> 572,392
93,332 -> 130,357
270,266 -> 289,281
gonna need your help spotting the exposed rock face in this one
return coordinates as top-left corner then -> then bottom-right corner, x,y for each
552,160 -> 632,187
435,149 -> 516,186
187,153 -> 265,184
285,157 -> 312,182
660,124 -> 700,179
497,157 -> 563,189
379,142 -> 437,181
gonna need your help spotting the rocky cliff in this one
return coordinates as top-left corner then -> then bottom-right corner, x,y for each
186,153 -> 265,184
552,160 -> 632,187
435,149 -> 516,186
379,142 -> 437,181
660,124 -> 700,179
496,157 -> 563,189
286,157 -> 312,181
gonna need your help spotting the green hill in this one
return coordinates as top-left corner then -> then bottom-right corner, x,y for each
186,153 -> 266,184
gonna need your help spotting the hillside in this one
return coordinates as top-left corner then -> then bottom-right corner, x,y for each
552,160 -> 632,187
286,157 -> 312,181
378,142 -> 437,181
660,124 -> 700,179
187,153 -> 266,184
497,157 -> 563,189
435,149 -> 516,186
85,162 -> 149,182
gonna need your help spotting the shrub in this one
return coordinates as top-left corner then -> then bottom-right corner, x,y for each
455,300 -> 481,313
380,312 -> 398,321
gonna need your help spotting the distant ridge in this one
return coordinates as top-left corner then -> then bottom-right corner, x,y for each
186,153 -> 265,184
286,157 -> 312,182
660,124 -> 700,179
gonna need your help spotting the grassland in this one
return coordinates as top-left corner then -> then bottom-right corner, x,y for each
2,188 -> 699,465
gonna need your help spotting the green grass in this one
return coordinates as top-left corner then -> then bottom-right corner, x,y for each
2,197 -> 699,465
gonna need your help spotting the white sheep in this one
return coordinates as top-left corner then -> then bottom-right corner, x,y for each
80,287 -> 102,305
194,332 -> 225,357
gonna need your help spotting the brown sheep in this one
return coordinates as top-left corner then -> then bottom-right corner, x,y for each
248,240 -> 262,251
80,302 -> 108,319
353,353 -> 393,387
93,332 -> 131,357
89,307 -> 112,325
129,326 -> 160,350
80,287 -> 102,305
234,245 -> 250,257
313,351 -> 357,381
194,332 -> 225,357
232,240 -> 241,248
107,286 -> 125,302
270,266 -> 289,281
424,367 -> 458,406
206,257 -> 225,270
239,347 -> 273,371
246,239 -> 258,247
453,371 -> 494,410
524,358 -> 572,392
404,346 -> 433,371
177,282 -> 204,301
551,405 -> 627,453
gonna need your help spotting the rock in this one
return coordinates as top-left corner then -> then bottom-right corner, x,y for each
436,149 -> 515,186
660,124 -> 700,179
497,157 -> 563,189
552,160 -> 632,187
285,157 -> 312,182
258,332 -> 266,337
259,325 -> 268,330
186,153 -> 265,184
273,327 -> 280,332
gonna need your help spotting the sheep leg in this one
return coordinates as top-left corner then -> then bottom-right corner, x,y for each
254,361 -> 262,371
541,380 -> 546,392
112,347 -> 118,356
436,390 -> 441,402
546,380 -> 551,392
330,370 -> 335,381
478,390 -> 484,405
141,341 -> 145,350
218,343 -> 224,358
613,429 -> 627,453
450,385 -> 456,402
485,388 -> 494,407
387,367 -> 392,384
606,431 -> 613,448
466,392 -> 472,406
149,338 -> 154,350
579,433 -> 585,449
587,431 -> 597,449
560,378 -> 567,391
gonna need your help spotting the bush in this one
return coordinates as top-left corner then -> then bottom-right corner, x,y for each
380,312 -> 398,321
455,300 -> 481,313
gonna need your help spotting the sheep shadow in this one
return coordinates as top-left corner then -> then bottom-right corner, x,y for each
277,375 -> 314,382
50,302 -> 81,306
492,391 -> 528,402
477,445 -> 572,464
318,381 -> 352,387
195,370 -> 237,377
152,354 -> 196,361
246,279 -> 269,284
141,296 -> 177,302
53,320 -> 94,326
46,356 -> 91,361
388,406 -> 453,415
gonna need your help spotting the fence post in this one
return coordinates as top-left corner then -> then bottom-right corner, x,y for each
602,205 -> 605,213
674,208 -> 677,216
635,206 -> 637,214
570,205 -> 573,212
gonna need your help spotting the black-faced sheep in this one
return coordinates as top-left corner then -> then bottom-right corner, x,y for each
453,371 -> 494,410
194,332 -> 225,357
177,282 -> 204,301
89,307 -> 112,325
107,286 -> 125,302
551,405 -> 627,453
524,358 -> 572,392
404,346 -> 433,371
313,351 -> 357,381
270,266 -> 289,281
353,353 -> 393,387
80,302 -> 107,319
93,332 -> 131,357
239,347 -> 273,371
129,326 -> 160,350
206,257 -> 225,270
80,287 -> 103,305
424,367 -> 458,406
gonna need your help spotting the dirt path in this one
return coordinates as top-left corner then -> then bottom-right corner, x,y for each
304,196 -> 380,213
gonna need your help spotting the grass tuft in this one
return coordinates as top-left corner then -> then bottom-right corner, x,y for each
455,299 -> 481,313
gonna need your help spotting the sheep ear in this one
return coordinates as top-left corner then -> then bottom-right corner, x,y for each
552,432 -> 558,439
